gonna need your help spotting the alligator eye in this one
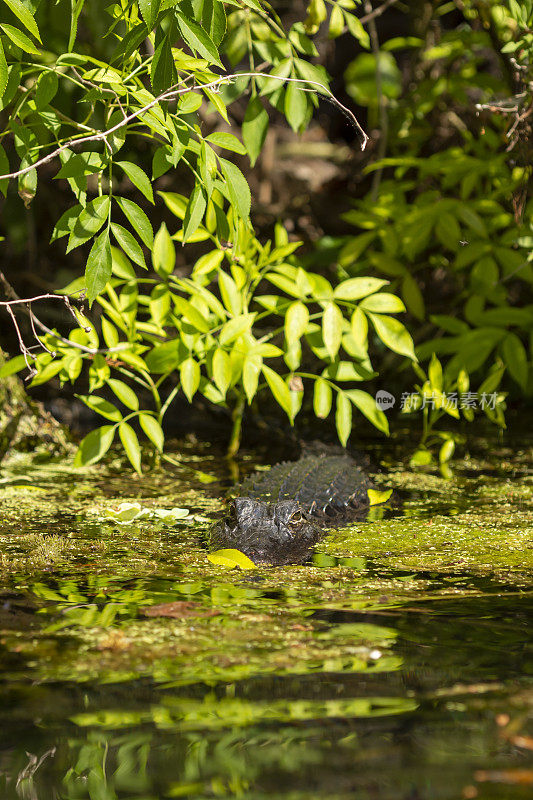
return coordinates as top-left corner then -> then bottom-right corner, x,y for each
289,510 -> 305,525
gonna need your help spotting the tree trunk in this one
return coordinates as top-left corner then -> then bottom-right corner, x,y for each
0,350 -> 70,463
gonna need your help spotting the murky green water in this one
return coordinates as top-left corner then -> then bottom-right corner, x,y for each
0,432 -> 531,799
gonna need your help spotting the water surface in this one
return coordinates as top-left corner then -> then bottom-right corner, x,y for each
0,433 -> 531,799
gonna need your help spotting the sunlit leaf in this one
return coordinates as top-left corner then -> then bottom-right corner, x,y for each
219,158 -> 251,220
139,412 -> 164,452
208,549 -> 257,570
119,422 -> 142,474
367,488 -> 393,506
85,228 -> 112,304
74,425 -> 115,467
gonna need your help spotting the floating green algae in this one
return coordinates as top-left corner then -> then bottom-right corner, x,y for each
0,434 -> 532,799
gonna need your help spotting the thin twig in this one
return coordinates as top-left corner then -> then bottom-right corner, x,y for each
365,1 -> 388,201
0,271 -> 126,365
359,0 -> 399,24
0,71 -> 368,183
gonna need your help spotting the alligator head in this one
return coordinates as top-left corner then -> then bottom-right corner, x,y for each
209,498 -> 322,566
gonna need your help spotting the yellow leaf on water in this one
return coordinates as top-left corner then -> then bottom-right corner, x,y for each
367,488 -> 393,506
207,549 -> 257,570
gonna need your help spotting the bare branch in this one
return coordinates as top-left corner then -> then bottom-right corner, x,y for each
0,71 -> 368,184
0,272 -> 125,368
359,0 -> 399,25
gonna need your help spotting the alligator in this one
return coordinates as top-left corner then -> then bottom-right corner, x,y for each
210,449 -> 381,566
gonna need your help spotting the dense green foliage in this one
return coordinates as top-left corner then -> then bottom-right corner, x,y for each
0,0 -> 531,466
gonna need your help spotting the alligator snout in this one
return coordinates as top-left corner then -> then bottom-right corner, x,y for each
209,497 -> 321,566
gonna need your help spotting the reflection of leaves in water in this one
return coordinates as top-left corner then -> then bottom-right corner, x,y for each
71,694 -> 419,730
21,575 -> 404,686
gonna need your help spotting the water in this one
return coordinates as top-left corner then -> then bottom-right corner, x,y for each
0,434 -> 531,799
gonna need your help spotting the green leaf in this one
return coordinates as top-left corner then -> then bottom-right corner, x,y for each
313,377 -> 332,418
2,0 -> 41,42
212,348 -> 231,397
439,440 -> 455,464
501,332 -> 528,389
199,0 -> 227,46
138,0 -> 161,29
328,4 -> 344,38
242,96 -> 269,166
67,195 -> 110,252
285,300 -> 309,344
218,270 -> 242,314
74,425 -> 115,467
193,249 -> 224,275
146,340 -> 180,373
0,353 -> 27,377
34,70 -> 58,109
119,422 -> 142,475
180,357 -> 201,401
435,212 -> 461,250
219,158 -> 251,220
219,313 -> 256,345
335,391 -> 352,446
50,203 -> 83,242
68,0 -> 85,52
322,302 -> 343,359
76,394 -> 122,422
29,359 -> 65,387
151,32 -> 177,95
346,389 -> 389,434
359,293 -> 405,313
0,22 -> 41,54
367,488 -> 393,506
205,131 -> 247,154
150,284 -> 171,327
284,80 -> 308,132
111,223 -> 147,269
0,40 -> 8,99
410,449 -> 433,467
116,197 -> 154,249
243,353 -> 262,404
177,14 -> 223,67
334,277 -> 389,300
117,161 -> 154,204
0,62 -> 20,110
0,141 -> 9,196
139,413 -> 164,452
152,145 -> 173,179
85,229 -> 112,305
107,378 -> 139,411
153,222 -> 175,276
350,307 -> 368,347
158,191 -> 187,219
173,296 -> 211,333
368,313 -> 417,361
428,353 -> 443,392
56,151 -> 106,179
207,549 -> 257,570
182,184 -> 206,242
262,365 -> 293,418
401,273 -> 425,320
345,12 -> 370,48
345,52 -> 401,107
101,317 -> 119,348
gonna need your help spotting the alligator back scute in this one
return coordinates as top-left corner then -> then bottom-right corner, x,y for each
239,454 -> 372,518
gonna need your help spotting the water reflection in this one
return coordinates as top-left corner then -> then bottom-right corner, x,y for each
0,588 -> 531,799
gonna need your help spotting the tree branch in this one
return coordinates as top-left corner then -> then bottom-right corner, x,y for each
0,71 -> 368,183
359,0 -> 400,25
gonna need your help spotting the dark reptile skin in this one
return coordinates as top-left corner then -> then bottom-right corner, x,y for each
238,454 -> 372,516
